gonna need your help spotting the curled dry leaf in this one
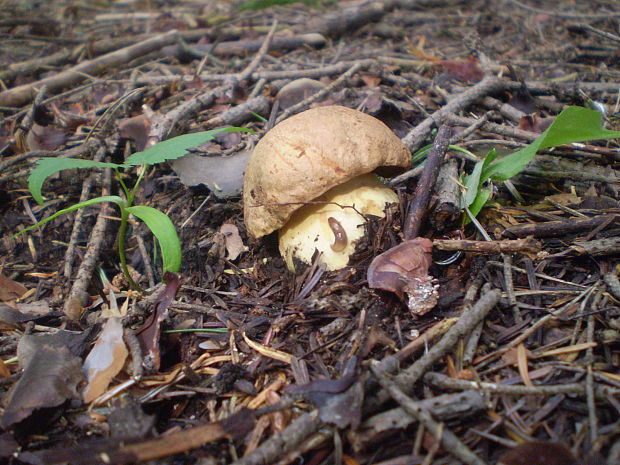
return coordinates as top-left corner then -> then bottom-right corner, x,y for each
367,237 -> 438,316
275,78 -> 326,109
118,114 -> 151,152
219,223 -> 247,260
26,123 -> 68,151
437,57 -> 484,83
1,330 -> 89,428
170,150 -> 250,199
82,317 -> 128,403
0,273 -> 27,301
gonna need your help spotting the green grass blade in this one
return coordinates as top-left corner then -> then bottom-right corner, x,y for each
29,158 -> 121,205
12,196 -> 124,238
124,127 -> 255,166
125,205 -> 182,274
485,106 -> 620,182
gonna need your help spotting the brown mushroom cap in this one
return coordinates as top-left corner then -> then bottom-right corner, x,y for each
243,105 -> 411,239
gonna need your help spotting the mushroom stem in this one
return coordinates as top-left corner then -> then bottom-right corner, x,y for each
279,173 -> 399,271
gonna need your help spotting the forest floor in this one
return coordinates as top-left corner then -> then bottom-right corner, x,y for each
1,0 -> 620,464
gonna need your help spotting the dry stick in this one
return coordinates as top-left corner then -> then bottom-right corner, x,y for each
502,254 -> 523,324
232,411 -> 322,465
370,288 -> 501,409
433,238 -> 541,255
445,114 -> 538,142
0,30 -> 187,84
209,33 -> 325,56
0,30 -> 180,108
603,273 -> 620,300
371,364 -> 488,465
293,0 -> 388,37
423,372 -> 619,398
148,20 -> 278,143
63,149 -> 108,278
573,23 -> 620,44
403,125 -> 451,239
135,234 -> 156,289
254,59 -> 375,81
401,76 -> 505,153
503,214 -> 618,239
586,294 -> 599,445
462,276 -> 486,365
63,151 -> 112,320
205,95 -> 270,127
504,0 -> 620,19
134,59 -> 376,85
0,150 -> 59,174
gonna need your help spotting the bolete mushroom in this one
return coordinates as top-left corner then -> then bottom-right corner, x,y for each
243,105 -> 410,271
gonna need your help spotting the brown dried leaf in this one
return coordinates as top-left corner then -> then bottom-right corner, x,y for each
275,78 -> 326,109
367,238 -> 438,316
82,317 -> 129,403
25,123 -> 68,151
516,343 -> 534,387
437,57 -> 484,83
0,273 -> 27,301
220,223 -> 247,260
136,272 -> 180,372
1,340 -> 84,428
518,114 -> 554,133
118,114 -> 151,152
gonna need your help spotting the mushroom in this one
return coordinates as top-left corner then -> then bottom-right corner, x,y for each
243,105 -> 410,271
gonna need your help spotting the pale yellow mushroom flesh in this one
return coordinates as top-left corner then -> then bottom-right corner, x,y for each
278,173 -> 398,272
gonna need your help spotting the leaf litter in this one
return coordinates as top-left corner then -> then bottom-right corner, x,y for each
1,1 -> 620,464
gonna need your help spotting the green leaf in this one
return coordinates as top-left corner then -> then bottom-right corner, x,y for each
124,127 -> 255,166
468,187 -> 492,218
485,106 -> 620,182
125,206 -> 181,273
462,149 -> 497,208
29,158 -> 121,205
12,196 -> 124,238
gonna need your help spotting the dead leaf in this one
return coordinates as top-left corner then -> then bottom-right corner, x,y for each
16,300 -> 52,317
0,273 -> 27,301
516,343 -> 534,387
136,272 -> 180,372
118,114 -> 151,152
25,123 -> 68,151
367,238 -> 438,316
1,332 -> 86,428
0,301 -> 56,326
242,332 -> 293,364
0,358 -> 10,378
360,73 -> 381,88
170,150 -> 250,199
108,395 -> 155,439
220,223 -> 247,260
437,57 -> 484,83
275,78 -> 326,109
518,114 -> 554,133
285,357 -> 363,429
82,317 -> 129,403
